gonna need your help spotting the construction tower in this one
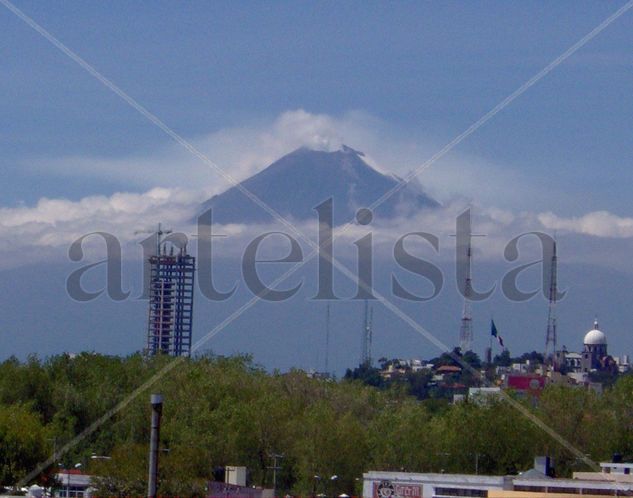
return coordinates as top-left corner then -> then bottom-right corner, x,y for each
146,228 -> 195,357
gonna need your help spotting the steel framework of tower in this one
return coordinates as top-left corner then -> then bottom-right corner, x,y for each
545,240 -> 558,359
146,237 -> 195,357
459,241 -> 474,353
361,300 -> 373,366
324,303 -> 331,374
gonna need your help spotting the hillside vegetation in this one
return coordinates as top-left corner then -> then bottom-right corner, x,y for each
1,353 -> 632,496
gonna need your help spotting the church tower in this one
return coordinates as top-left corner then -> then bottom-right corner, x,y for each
581,319 -> 607,372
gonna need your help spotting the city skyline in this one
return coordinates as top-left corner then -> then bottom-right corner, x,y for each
1,2 -> 632,372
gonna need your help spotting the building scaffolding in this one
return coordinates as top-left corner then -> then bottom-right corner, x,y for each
146,239 -> 195,357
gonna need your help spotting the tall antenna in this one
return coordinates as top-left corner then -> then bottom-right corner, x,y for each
545,240 -> 558,359
369,305 -> 374,364
135,223 -> 173,256
361,300 -> 373,365
324,303 -> 331,374
459,240 -> 474,352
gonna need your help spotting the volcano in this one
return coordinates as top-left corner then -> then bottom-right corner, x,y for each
198,145 -> 439,225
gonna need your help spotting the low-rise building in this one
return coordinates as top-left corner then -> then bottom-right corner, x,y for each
363,458 -> 633,498
54,470 -> 93,498
468,387 -> 503,404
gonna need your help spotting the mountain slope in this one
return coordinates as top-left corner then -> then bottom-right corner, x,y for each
198,145 -> 439,225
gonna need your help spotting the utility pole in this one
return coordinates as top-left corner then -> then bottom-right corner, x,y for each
267,453 -> 284,495
147,394 -> 163,498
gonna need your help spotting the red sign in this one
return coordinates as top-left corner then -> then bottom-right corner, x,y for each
506,374 -> 546,394
373,481 -> 422,498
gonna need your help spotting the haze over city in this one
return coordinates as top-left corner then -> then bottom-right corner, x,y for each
1,2 -> 632,372
5,3 -> 633,498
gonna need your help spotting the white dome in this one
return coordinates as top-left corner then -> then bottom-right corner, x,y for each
584,320 -> 607,346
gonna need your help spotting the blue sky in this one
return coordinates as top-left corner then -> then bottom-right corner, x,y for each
2,1 -> 632,211
1,1 -> 633,365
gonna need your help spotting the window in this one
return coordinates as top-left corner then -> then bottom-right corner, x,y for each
513,485 -> 546,493
581,488 -> 616,495
57,486 -> 85,498
549,487 -> 580,494
434,487 -> 488,497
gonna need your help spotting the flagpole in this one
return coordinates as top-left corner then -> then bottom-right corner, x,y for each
488,315 -> 494,367
489,314 -> 493,351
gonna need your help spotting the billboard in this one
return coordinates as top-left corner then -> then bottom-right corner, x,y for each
373,480 -> 422,498
506,374 -> 547,397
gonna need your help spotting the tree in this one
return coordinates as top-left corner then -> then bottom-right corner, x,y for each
0,403 -> 50,487
430,348 -> 463,368
344,363 -> 384,388
462,351 -> 482,370
493,350 -> 512,367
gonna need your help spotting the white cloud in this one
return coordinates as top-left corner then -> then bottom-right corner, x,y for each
27,109 -> 386,195
26,109 -> 550,210
538,211 -> 633,238
3,109 -> 632,271
0,188 -> 205,269
2,181 -> 631,273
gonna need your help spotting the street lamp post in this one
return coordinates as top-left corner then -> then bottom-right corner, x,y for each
66,463 -> 81,498
313,475 -> 321,497
267,453 -> 284,496
147,394 -> 163,498
330,475 -> 338,497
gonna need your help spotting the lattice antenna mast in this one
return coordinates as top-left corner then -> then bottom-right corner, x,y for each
361,300 -> 373,366
368,305 -> 373,365
324,303 -> 331,374
545,240 -> 558,358
459,241 -> 474,352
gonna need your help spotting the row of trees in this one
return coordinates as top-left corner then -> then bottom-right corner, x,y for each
0,353 -> 632,496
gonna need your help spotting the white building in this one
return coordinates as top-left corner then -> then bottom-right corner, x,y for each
553,319 -> 627,378
54,471 -> 93,498
365,470 -> 510,498
364,458 -> 633,498
468,387 -> 502,404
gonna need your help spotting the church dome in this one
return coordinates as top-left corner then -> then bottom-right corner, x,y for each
584,319 -> 607,346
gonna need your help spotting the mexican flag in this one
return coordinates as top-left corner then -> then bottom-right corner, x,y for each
491,319 -> 504,348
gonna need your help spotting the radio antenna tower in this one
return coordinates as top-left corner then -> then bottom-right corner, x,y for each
459,240 -> 474,353
361,300 -> 373,366
324,303 -> 331,374
545,240 -> 558,359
